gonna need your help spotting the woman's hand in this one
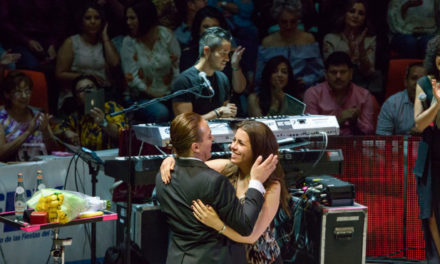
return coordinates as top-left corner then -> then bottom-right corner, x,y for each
160,156 -> 175,184
192,199 -> 225,232
432,79 -> 440,102
64,130 -> 80,145
218,103 -> 237,118
90,107 -> 106,125
39,113 -> 53,133
26,113 -> 40,135
47,45 -> 57,61
0,50 -> 21,65
102,23 -> 110,42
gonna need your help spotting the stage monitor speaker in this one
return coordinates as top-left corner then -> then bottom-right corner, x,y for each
307,202 -> 367,264
117,203 -> 169,264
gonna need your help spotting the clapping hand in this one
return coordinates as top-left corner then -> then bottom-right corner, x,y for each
431,79 -> 440,102
39,113 -> 53,133
339,107 -> 360,124
0,50 -> 21,65
28,40 -> 44,54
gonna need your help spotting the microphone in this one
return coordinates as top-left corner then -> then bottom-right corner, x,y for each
198,72 -> 215,95
419,93 -> 428,110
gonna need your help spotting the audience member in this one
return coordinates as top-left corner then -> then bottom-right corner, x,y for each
55,75 -> 127,151
152,0 -> 180,30
256,0 -> 324,91
0,0 -> 68,70
304,51 -> 378,135
388,0 -> 437,59
248,56 -> 304,117
155,112 -> 278,263
179,6 -> 247,115
56,2 -> 120,105
120,0 -> 181,123
174,0 -> 208,49
172,27 -> 239,120
210,0 -> 259,76
323,0 -> 383,97
413,35 -> 440,262
0,71 -> 56,161
376,62 -> 425,135
161,120 -> 289,263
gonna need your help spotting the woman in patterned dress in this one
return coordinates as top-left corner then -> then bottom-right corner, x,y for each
161,120 -> 290,263
0,71 -> 56,161
56,74 -> 127,150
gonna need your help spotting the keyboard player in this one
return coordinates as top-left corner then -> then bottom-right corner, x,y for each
171,27 -> 239,120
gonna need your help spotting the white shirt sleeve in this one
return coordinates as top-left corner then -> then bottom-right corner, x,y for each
248,179 -> 266,196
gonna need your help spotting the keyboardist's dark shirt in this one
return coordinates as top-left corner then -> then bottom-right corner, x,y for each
172,66 -> 230,115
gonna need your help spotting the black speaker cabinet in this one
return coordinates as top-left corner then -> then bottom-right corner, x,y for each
117,203 -> 169,264
307,202 -> 367,264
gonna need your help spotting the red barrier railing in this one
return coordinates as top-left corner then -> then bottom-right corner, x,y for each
309,136 -> 425,260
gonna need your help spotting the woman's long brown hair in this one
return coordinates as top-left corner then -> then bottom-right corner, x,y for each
222,120 -> 291,215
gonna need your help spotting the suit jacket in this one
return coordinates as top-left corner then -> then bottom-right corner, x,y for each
155,158 -> 265,264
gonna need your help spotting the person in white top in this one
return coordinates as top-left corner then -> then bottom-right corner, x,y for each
56,2 -> 120,105
120,0 -> 181,123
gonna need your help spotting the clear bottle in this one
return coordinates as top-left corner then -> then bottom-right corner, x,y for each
14,173 -> 26,220
35,170 -> 46,192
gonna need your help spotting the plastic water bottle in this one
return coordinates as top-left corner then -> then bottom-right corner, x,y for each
15,173 -> 26,220
35,170 -> 46,192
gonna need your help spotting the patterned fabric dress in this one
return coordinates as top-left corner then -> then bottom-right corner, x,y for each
225,160 -> 282,264
0,107 -> 43,144
238,196 -> 281,264
0,107 -> 44,160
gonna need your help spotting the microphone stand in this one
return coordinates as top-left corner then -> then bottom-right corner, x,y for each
111,84 -> 213,264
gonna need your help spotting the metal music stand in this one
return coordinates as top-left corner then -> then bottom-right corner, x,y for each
55,138 -> 104,264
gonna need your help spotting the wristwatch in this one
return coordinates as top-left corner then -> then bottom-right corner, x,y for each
99,118 -> 108,128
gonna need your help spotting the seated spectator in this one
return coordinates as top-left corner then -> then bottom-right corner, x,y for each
174,0 -> 208,50
255,0 -> 324,91
210,0 -> 259,76
0,71 -> 56,161
56,2 -> 120,105
376,62 -> 425,135
120,0 -> 181,123
304,51 -> 379,135
152,0 -> 180,30
388,0 -> 437,59
179,6 -> 247,115
0,0 -> 67,70
323,0 -> 383,97
248,55 -> 304,117
172,27 -> 237,120
55,75 -> 127,151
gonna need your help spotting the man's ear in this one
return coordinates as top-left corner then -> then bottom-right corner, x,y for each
203,46 -> 210,58
191,142 -> 199,154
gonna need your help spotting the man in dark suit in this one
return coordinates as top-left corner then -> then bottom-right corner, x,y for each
155,112 -> 277,263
